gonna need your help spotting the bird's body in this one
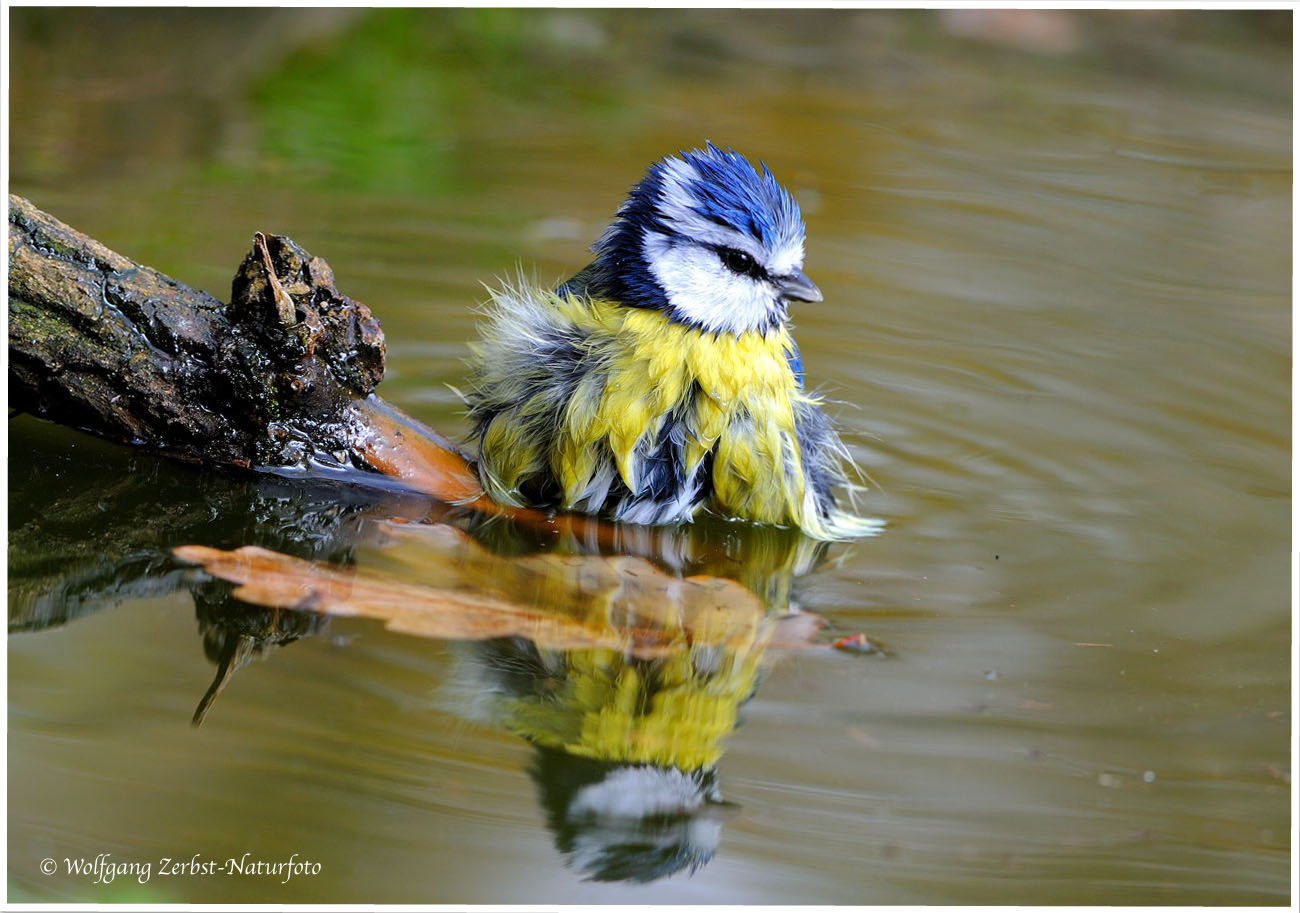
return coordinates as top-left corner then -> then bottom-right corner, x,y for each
465,144 -> 877,540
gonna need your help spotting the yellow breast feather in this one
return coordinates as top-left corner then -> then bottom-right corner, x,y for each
465,281 -> 875,539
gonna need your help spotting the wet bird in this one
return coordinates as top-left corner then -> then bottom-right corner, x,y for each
464,143 -> 879,540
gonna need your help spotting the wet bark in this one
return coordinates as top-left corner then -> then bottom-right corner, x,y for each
7,193 -> 482,500
9,193 -> 378,462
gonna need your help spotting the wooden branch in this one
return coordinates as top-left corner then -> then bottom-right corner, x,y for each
7,193 -> 484,503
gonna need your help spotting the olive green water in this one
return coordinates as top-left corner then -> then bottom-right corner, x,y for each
7,9 -> 1292,905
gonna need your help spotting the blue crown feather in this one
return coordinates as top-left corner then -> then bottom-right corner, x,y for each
675,143 -> 803,249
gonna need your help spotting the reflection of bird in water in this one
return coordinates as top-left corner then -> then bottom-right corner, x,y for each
173,484 -> 853,880
417,520 -> 791,884
464,143 -> 881,540
531,748 -> 731,884
462,633 -> 760,883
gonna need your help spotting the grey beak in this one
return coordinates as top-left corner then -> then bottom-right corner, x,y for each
777,269 -> 823,303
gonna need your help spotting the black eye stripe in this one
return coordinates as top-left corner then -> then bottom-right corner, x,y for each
715,246 -> 767,280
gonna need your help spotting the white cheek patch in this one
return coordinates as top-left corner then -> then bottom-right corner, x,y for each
644,230 -> 777,334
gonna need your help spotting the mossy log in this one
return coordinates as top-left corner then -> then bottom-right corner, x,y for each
7,193 -> 483,501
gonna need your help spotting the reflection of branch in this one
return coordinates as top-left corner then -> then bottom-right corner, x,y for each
6,420 -> 434,634
175,535 -> 779,660
371,520 -> 840,652
192,633 -> 257,727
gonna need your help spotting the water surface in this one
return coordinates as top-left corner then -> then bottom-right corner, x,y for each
8,9 -> 1291,905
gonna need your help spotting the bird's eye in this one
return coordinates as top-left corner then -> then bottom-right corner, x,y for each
717,248 -> 762,278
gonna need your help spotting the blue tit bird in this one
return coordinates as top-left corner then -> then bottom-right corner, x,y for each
464,143 -> 878,540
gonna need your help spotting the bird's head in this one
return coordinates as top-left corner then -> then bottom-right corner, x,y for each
590,142 -> 821,336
